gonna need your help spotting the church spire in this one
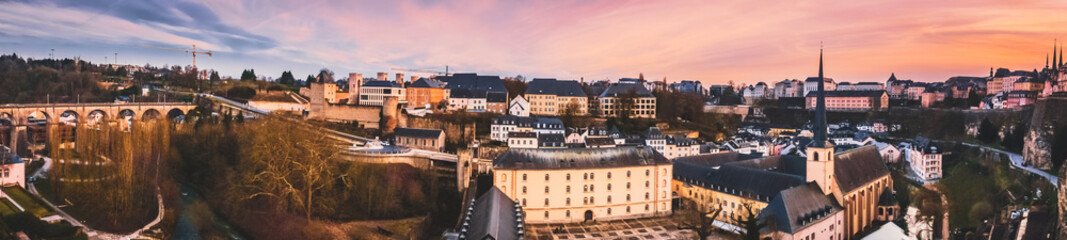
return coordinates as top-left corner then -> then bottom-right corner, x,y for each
1054,40 -> 1058,71
812,45 -> 828,148
1059,43 -> 1063,69
1047,52 -> 1050,69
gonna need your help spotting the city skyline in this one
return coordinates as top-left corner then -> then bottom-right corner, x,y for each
3,0 -> 1067,84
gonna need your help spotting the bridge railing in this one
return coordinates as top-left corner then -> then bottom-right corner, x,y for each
0,102 -> 195,108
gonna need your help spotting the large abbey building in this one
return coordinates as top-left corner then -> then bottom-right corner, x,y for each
673,48 -> 895,240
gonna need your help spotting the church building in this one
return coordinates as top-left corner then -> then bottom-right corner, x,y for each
672,48 -> 894,240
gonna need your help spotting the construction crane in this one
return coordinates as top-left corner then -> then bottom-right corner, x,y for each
138,44 -> 213,69
390,66 -> 451,76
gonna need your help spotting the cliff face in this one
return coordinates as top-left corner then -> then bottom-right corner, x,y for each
1060,166 -> 1067,237
1023,97 -> 1067,170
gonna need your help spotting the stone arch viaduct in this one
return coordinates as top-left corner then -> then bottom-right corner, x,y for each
0,102 -> 197,125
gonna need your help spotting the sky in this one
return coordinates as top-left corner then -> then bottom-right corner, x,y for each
2,0 -> 1067,85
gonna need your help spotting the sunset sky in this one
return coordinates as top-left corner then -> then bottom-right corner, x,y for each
2,0 -> 1067,85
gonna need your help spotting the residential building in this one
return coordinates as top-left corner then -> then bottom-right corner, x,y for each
904,83 -> 926,100
509,95 -> 530,117
906,137 -> 942,182
600,80 -> 657,118
802,77 -> 836,97
0,148 -> 25,188
490,116 -> 564,142
526,79 -> 588,116
662,135 -> 699,159
537,134 -> 566,148
775,79 -> 802,98
406,78 -> 449,109
393,127 -> 445,152
874,142 -> 901,163
670,80 -> 704,94
805,91 -> 889,111
508,132 -> 538,149
853,82 -> 885,91
442,74 -> 508,112
487,91 -> 508,114
1005,90 -> 1038,108
644,127 -> 666,153
359,80 -> 406,107
885,74 -> 912,98
493,147 -> 673,223
449,88 -> 487,112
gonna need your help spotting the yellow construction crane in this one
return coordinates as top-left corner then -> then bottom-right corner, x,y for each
138,44 -> 213,69
390,66 -> 451,76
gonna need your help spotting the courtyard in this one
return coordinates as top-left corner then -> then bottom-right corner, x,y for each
525,217 -> 699,240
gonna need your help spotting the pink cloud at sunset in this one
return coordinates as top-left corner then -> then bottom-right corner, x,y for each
2,0 -> 1067,84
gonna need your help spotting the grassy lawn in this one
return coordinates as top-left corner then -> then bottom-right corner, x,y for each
3,186 -> 53,218
939,162 -> 994,229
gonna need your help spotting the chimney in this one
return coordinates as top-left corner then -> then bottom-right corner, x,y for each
396,73 -> 405,84
378,72 -> 388,81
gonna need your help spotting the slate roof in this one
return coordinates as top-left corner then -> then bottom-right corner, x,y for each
393,127 -> 443,139
537,134 -> 566,148
804,90 -> 887,98
832,145 -> 890,193
672,152 -> 743,167
465,187 -> 520,240
487,92 -> 508,103
451,88 -> 488,99
674,157 -> 806,202
408,78 -> 446,88
362,80 -> 402,88
758,183 -> 843,234
508,132 -> 537,138
446,74 -> 507,93
585,137 -> 617,147
0,148 -> 22,165
599,81 -> 653,98
494,146 -> 669,170
645,127 -> 664,139
804,77 -> 835,83
526,79 -> 587,97
878,187 -> 898,206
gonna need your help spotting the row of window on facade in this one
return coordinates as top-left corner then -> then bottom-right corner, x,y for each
521,181 -> 660,195
519,169 -> 658,182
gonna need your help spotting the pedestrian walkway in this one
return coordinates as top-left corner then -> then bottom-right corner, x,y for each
961,143 -> 1058,184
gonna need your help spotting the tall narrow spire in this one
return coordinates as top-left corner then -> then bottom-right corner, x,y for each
812,45 -> 828,148
1047,53 -> 1050,69
1055,40 -> 1058,71
1059,43 -> 1063,68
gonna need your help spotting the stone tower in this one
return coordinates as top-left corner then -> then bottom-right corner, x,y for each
381,96 -> 400,135
348,73 -> 363,105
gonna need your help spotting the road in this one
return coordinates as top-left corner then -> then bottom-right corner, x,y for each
27,156 -> 165,240
960,143 -> 1058,185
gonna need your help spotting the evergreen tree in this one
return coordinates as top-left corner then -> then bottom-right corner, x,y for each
240,69 -> 257,82
209,71 -> 221,85
977,118 -> 999,144
278,71 -> 296,86
305,75 -> 315,87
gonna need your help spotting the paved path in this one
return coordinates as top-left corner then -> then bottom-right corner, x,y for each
27,156 -> 165,240
960,143 -> 1058,184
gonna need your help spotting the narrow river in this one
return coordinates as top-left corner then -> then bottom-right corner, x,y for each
173,182 -> 247,240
